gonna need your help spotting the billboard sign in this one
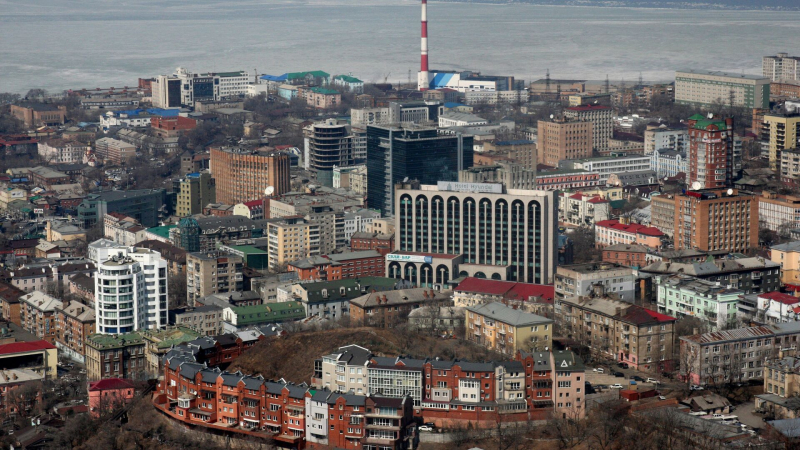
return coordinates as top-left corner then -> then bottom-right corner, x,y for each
437,181 -> 503,194
386,254 -> 433,264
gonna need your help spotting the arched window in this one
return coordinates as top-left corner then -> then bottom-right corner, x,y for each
399,194 -> 413,251
415,195 -> 429,252
446,197 -> 461,254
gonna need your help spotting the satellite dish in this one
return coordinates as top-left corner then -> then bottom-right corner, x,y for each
691,181 -> 702,190
402,177 -> 409,183
707,112 -> 714,119
727,188 -> 733,195
264,186 -> 274,196
550,114 -> 554,119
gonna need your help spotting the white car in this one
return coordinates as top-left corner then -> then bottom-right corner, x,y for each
418,425 -> 433,432
610,384 -> 623,389
593,368 -> 604,373
646,378 -> 660,384
658,396 -> 667,400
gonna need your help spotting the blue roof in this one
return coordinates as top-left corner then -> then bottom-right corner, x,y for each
260,74 -> 288,82
444,102 -> 467,108
495,140 -> 536,146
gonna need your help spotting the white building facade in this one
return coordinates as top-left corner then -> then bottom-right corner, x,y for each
91,240 -> 168,334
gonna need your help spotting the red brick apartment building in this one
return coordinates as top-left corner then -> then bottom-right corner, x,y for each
156,340 -> 587,446
350,232 -> 394,256
151,116 -> 197,138
289,251 -> 385,282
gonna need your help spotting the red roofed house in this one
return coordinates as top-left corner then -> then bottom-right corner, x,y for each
558,295 -> 677,373
558,191 -> 611,226
453,277 -> 556,318
759,291 -> 800,323
89,378 -> 136,417
232,199 -> 266,220
595,218 -> 664,250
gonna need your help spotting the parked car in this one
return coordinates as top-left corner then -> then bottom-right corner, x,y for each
418,425 -> 434,432
658,396 -> 667,400
631,376 -> 644,382
593,368 -> 604,373
610,384 -> 623,389
617,362 -> 629,369
690,385 -> 705,391
646,378 -> 660,384
614,372 -> 624,378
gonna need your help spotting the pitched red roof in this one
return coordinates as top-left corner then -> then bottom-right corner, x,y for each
89,377 -> 135,391
0,340 -> 56,356
620,306 -> 676,325
243,199 -> 263,208
454,277 -> 554,302
759,291 -> 800,305
587,197 -> 608,204
595,219 -> 664,237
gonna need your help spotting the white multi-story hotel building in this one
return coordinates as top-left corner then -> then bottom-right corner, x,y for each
394,181 -> 557,285
91,240 -> 168,334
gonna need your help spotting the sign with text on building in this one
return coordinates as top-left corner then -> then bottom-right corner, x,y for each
386,254 -> 433,264
436,181 -> 503,194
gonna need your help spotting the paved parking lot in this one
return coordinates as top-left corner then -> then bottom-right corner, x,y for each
731,403 -> 766,431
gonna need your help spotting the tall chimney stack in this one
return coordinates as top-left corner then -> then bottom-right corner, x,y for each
419,0 -> 429,91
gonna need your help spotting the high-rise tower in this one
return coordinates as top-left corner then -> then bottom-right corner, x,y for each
418,0 -> 430,91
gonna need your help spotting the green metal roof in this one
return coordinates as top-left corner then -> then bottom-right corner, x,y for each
692,119 -> 727,131
87,331 -> 144,350
231,301 -> 306,325
286,71 -> 330,80
146,225 -> 176,239
309,87 -> 340,95
334,75 -> 363,83
224,244 -> 268,255
300,277 -> 398,304
140,326 -> 201,349
688,113 -> 706,120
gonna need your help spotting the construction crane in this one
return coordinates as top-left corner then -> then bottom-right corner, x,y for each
383,73 -> 391,85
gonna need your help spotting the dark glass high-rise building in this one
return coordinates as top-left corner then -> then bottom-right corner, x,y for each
366,125 -> 473,215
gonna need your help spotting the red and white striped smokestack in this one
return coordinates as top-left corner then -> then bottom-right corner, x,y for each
419,0 -> 429,91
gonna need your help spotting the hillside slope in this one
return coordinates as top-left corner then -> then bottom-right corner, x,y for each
229,327 -> 503,384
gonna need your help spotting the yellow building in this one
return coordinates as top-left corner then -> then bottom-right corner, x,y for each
763,113 -> 800,170
564,186 -> 623,201
45,220 -> 86,242
175,171 -> 216,217
266,218 -> 315,270
465,302 -> 553,355
771,241 -> 800,289
0,187 -> 28,210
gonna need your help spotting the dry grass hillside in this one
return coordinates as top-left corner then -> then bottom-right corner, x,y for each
228,326 -> 504,384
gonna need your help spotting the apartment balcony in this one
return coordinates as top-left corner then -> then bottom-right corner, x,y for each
365,410 -> 402,418
365,422 -> 401,431
364,436 -> 397,446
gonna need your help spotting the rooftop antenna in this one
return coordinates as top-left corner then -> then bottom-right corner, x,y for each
638,71 -> 643,88
605,75 -> 610,94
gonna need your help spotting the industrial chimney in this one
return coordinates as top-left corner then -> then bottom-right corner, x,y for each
419,0 -> 430,91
